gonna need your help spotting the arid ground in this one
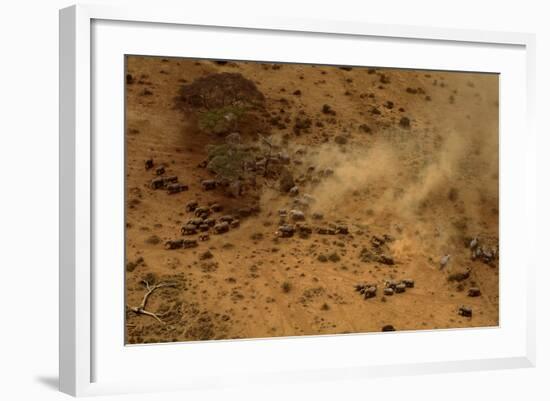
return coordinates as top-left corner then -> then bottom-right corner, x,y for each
124,56 -> 499,344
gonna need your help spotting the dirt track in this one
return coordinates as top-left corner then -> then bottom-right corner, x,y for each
124,56 -> 499,344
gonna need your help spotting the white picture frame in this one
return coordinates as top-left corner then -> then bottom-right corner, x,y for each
59,3 -> 536,397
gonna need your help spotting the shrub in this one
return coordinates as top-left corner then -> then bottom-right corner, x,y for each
281,281 -> 292,293
328,252 -> 341,262
206,142 -> 251,181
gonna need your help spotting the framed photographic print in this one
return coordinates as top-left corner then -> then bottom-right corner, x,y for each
59,4 -> 536,396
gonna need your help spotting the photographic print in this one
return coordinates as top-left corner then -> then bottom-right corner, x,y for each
124,56 -> 498,344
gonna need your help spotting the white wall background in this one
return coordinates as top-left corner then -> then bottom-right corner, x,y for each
0,0 -> 547,400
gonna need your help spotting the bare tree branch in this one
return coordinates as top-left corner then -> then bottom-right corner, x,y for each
127,280 -> 177,324
259,134 -> 274,177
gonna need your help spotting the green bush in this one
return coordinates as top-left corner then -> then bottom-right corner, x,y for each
281,281 -> 292,293
197,106 -> 246,136
206,141 -> 251,181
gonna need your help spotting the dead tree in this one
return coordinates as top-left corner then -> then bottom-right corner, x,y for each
127,280 -> 177,323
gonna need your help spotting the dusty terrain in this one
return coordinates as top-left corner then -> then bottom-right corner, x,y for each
124,56 -> 499,344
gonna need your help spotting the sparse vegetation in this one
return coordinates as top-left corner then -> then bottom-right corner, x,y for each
317,254 -> 328,263
250,232 -> 264,241
145,235 -> 160,245
199,250 -> 214,260
281,281 -> 292,293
